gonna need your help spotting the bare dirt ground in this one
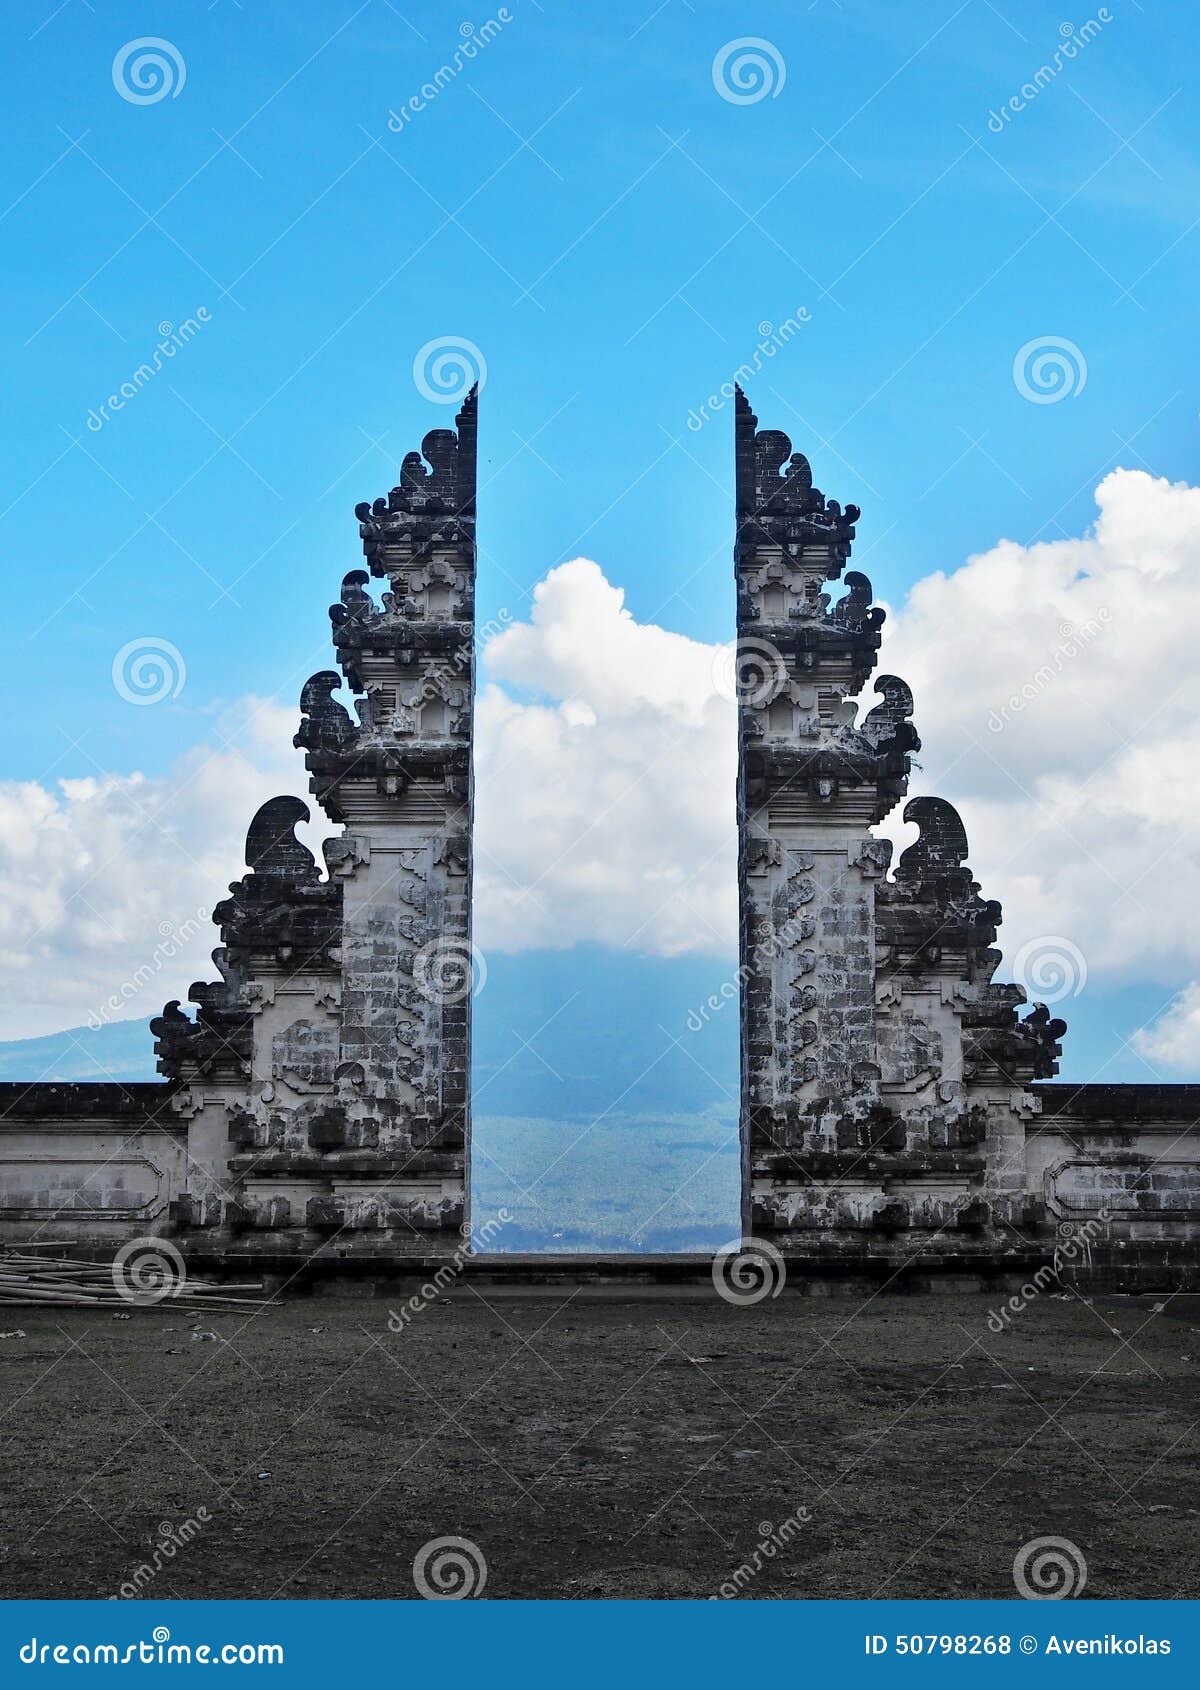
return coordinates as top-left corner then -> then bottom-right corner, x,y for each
0,1286 -> 1196,1601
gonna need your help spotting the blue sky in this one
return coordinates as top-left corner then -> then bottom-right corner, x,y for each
3,0 -> 1200,1120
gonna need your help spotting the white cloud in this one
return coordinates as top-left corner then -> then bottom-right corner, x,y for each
8,467 -> 1200,1055
1132,983 -> 1200,1071
0,567 -> 740,1040
878,468 -> 1200,997
0,698 -> 313,1040
474,559 -> 737,957
473,470 -> 1200,1005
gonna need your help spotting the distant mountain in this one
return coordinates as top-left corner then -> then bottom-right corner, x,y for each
474,1109 -> 740,1253
0,948 -> 744,1251
0,1018 -> 160,1083
0,946 -> 740,1103
0,946 -> 1164,1249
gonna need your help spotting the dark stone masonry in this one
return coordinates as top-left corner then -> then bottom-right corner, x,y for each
0,390 -> 480,1269
1,386 -> 1197,1290
733,387 -> 1200,1289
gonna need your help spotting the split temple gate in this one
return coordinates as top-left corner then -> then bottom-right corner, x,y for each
1,386 -> 1197,1290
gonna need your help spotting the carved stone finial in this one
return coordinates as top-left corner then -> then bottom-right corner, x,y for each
295,671 -> 354,753
329,570 -> 374,628
896,796 -> 970,879
245,797 -> 318,884
862,675 -> 917,744
833,571 -> 885,633
355,385 -> 478,554
734,385 -> 860,564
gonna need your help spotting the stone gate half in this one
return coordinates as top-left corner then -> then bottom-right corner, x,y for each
733,386 -> 1199,1287
150,388 -> 480,1262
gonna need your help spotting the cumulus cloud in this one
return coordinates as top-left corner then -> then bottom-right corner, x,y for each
473,469 -> 1200,1018
1132,984 -> 1200,1070
0,567 -> 740,1040
474,558 -> 737,956
877,467 -> 1200,1067
470,472 -> 1200,1064
0,699 -> 313,1040
7,468 -> 1200,1064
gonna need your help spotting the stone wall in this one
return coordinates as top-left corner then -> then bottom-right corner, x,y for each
0,1084 -> 187,1245
1026,1084 -> 1200,1290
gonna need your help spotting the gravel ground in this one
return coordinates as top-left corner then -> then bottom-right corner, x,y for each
0,1287 -> 1196,1600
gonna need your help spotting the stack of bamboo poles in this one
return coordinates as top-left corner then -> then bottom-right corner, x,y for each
0,1245 -> 268,1310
